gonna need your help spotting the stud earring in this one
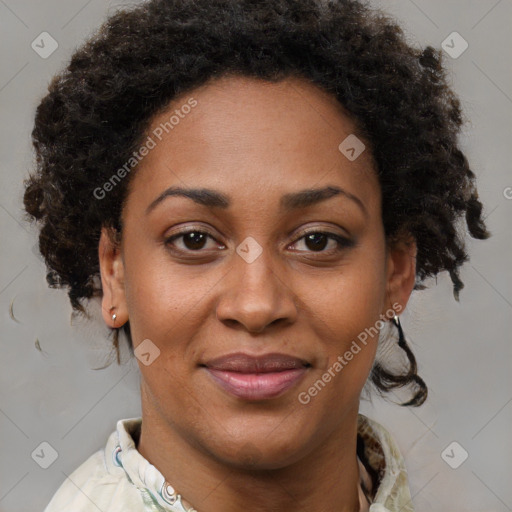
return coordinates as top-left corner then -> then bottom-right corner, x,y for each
110,306 -> 117,325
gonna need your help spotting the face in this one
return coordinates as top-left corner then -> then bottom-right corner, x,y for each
99,75 -> 416,469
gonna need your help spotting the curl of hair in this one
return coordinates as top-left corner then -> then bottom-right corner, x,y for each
23,0 -> 490,405
370,316 -> 428,407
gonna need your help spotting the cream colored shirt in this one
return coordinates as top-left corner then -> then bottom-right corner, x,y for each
44,414 -> 414,512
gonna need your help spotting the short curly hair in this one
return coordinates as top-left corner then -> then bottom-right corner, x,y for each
23,0 -> 490,407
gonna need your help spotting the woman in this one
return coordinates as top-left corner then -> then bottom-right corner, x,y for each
23,0 -> 490,510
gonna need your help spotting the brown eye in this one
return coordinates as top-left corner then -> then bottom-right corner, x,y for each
291,231 -> 355,253
181,231 -> 208,250
304,233 -> 329,251
165,229 -> 223,252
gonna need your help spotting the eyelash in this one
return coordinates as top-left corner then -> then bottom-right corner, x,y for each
164,228 -> 354,255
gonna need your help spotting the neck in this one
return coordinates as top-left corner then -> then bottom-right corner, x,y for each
138,398 -> 362,512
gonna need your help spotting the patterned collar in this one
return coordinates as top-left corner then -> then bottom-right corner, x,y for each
104,414 -> 414,511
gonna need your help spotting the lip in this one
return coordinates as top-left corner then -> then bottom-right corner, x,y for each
202,352 -> 310,401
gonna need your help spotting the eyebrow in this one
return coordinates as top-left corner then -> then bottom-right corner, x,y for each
145,185 -> 367,217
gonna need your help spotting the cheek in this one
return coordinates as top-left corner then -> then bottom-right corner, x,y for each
123,254 -> 214,400
123,251 -> 200,344
307,243 -> 387,387
313,244 -> 387,333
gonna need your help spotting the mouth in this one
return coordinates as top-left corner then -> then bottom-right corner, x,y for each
201,352 -> 311,401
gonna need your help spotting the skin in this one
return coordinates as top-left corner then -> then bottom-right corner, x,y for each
98,74 -> 417,512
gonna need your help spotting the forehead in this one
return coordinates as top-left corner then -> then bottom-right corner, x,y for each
125,75 -> 379,216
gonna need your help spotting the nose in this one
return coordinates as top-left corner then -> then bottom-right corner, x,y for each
215,244 -> 298,334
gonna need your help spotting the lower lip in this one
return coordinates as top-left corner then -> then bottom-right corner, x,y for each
205,367 -> 308,400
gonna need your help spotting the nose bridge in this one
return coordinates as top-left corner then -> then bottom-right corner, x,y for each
215,239 -> 296,332
237,240 -> 278,295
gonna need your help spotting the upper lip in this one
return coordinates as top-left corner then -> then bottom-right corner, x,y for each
203,352 -> 310,373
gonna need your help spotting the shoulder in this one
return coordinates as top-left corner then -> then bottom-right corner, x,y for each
358,414 -> 405,472
357,414 -> 414,512
44,423 -> 146,512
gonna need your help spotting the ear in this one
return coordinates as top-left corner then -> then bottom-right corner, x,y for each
384,234 -> 417,316
98,226 -> 128,328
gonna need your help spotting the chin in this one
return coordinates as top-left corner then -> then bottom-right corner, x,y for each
207,431 -> 308,472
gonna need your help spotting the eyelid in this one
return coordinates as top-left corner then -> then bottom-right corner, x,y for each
291,225 -> 351,242
169,225 -> 217,238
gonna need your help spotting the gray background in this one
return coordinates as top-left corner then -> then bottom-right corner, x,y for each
0,0 -> 511,510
